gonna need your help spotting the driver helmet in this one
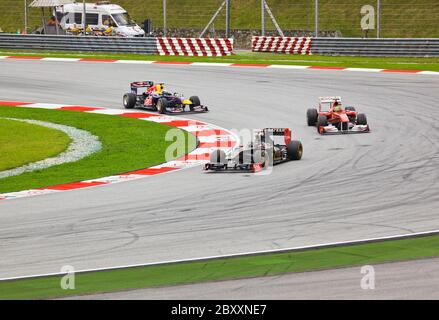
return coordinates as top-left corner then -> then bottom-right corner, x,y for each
155,83 -> 164,94
333,101 -> 342,112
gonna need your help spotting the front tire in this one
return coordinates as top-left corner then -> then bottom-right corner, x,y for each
307,108 -> 318,126
189,96 -> 201,107
357,113 -> 367,125
157,98 -> 168,114
317,115 -> 328,128
123,93 -> 137,109
287,140 -> 303,160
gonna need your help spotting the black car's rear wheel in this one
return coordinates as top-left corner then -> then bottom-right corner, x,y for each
123,93 -> 137,109
287,140 -> 303,160
210,149 -> 227,165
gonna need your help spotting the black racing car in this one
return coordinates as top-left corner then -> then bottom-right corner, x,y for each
204,128 -> 303,172
123,81 -> 209,114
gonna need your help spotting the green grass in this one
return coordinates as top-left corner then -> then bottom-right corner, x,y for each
1,0 -> 438,38
1,233 -> 439,299
2,49 -> 439,72
0,118 -> 70,171
0,106 -> 196,193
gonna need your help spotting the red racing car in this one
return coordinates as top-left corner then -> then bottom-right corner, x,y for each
307,96 -> 370,134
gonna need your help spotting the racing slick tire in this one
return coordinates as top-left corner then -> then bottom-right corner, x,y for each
210,149 -> 227,165
157,98 -> 168,114
356,113 -> 368,125
307,108 -> 318,126
123,93 -> 137,109
345,106 -> 356,112
189,96 -> 201,107
287,140 -> 303,161
317,115 -> 328,128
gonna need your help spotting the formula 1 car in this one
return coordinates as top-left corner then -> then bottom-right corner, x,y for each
204,128 -> 303,172
123,81 -> 209,114
307,96 -> 370,134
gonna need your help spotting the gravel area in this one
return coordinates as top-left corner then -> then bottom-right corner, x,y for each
0,118 -> 102,179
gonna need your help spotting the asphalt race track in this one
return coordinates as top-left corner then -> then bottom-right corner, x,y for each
0,60 -> 439,279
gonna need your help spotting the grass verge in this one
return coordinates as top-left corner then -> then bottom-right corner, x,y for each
1,50 -> 439,72
0,118 -> 70,171
0,106 -> 196,193
1,233 -> 439,299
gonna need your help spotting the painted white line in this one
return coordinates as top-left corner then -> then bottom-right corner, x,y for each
147,116 -> 179,123
84,174 -> 144,184
267,64 -> 310,69
178,125 -> 213,132
191,62 -> 233,67
0,189 -> 60,199
86,109 -> 126,115
114,60 -> 155,64
417,71 -> 439,75
2,228 -> 438,281
41,57 -> 81,62
18,103 -> 72,109
155,160 -> 201,168
344,67 -> 384,73
2,56 -> 437,76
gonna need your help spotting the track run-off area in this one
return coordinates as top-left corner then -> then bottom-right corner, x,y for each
0,58 -> 438,279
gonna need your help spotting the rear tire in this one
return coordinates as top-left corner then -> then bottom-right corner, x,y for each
287,140 -> 303,160
357,113 -> 367,125
189,96 -> 201,107
345,106 -> 356,112
157,98 -> 168,114
307,108 -> 318,126
123,93 -> 137,109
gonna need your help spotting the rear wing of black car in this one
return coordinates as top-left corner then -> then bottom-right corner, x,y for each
261,128 -> 292,145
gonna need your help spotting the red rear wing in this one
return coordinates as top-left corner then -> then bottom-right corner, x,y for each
262,128 -> 292,145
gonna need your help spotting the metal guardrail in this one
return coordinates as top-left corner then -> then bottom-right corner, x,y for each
312,38 -> 439,57
1,34 -> 439,57
0,34 -> 158,55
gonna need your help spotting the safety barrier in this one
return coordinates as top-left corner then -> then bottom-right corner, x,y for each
0,34 -> 234,56
157,37 -> 233,56
252,36 -> 312,55
311,38 -> 439,57
252,36 -> 439,57
2,34 -> 438,57
0,34 -> 158,54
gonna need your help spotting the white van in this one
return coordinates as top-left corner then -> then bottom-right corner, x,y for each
55,1 -> 145,37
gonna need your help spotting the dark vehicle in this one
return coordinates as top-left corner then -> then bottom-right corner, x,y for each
205,128 -> 303,172
123,81 -> 209,114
